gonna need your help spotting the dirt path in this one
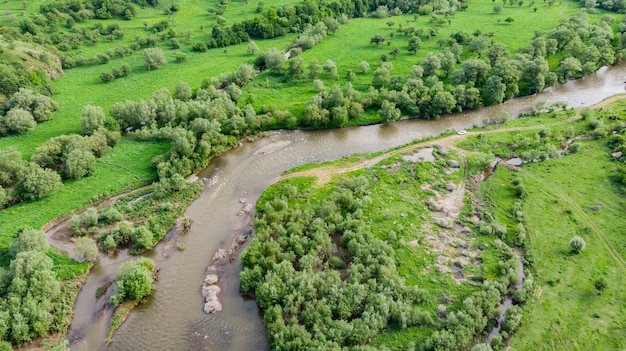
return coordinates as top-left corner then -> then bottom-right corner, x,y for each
510,165 -> 626,271
280,94 -> 626,186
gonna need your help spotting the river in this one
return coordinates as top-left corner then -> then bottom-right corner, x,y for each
65,64 -> 626,351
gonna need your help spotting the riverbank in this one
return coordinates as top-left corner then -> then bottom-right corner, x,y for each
25,66 -> 626,350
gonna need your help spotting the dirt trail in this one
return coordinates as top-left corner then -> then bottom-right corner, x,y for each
509,164 -> 626,271
280,94 -> 626,186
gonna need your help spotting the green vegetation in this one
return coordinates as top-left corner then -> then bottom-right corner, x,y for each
0,0 -> 625,346
243,146 -> 529,349
461,100 -> 626,350
107,257 -> 157,339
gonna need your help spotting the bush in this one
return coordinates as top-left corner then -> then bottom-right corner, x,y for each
143,48 -> 167,70
110,257 -> 156,305
569,236 -> 586,253
74,237 -> 99,262
594,277 -> 608,292
17,162 -> 63,200
2,108 -> 36,134
80,105 -> 106,135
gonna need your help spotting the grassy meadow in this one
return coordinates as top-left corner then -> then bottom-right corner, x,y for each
458,100 -> 626,350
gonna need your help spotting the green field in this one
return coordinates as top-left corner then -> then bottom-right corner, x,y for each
459,101 -> 626,350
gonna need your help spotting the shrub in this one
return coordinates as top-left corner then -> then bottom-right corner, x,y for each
110,257 -> 156,305
2,108 -> 36,134
569,236 -> 586,253
143,48 -> 167,70
74,237 -> 99,262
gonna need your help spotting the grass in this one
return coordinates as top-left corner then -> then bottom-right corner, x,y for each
0,140 -> 166,251
468,100 -> 626,349
493,141 -> 626,350
270,146 -> 511,348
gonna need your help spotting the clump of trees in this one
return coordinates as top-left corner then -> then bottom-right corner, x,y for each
0,230 -> 69,346
0,148 -> 63,207
110,257 -> 156,306
0,88 -> 58,136
241,178 -> 435,348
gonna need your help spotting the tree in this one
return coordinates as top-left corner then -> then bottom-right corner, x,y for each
265,48 -> 286,74
422,53 -> 441,77
4,88 -> 58,122
469,36 -> 491,57
0,147 -> 25,187
323,59 -> 337,78
309,59 -> 323,79
372,67 -> 391,88
569,236 -> 586,253
80,105 -> 106,135
74,237 -> 99,262
110,258 -> 156,305
557,57 -> 582,81
408,36 -> 422,54
17,163 -> 62,200
247,41 -> 259,55
172,81 -> 192,102
9,229 -> 48,257
288,56 -> 304,78
379,100 -> 401,124
358,61 -> 371,73
370,34 -> 386,45
143,48 -> 167,71
2,108 -> 36,134
483,76 -> 506,105
65,148 -> 96,179
594,277 -> 608,292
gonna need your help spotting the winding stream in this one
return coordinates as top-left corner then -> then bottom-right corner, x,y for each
61,64 -> 626,351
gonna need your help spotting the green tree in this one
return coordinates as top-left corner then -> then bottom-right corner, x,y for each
569,236 -> 586,253
2,108 -> 36,134
370,33 -> 386,45
143,48 -> 167,71
323,59 -> 337,78
309,59 -> 323,79
110,258 -> 156,305
247,41 -> 260,55
9,229 -> 48,257
288,56 -> 304,78
358,60 -> 371,73
74,237 -> 99,262
379,100 -> 401,124
80,105 -> 106,135
17,163 -> 62,200
0,147 -> 25,187
174,81 -> 192,101
64,148 -> 96,179
422,53 -> 441,77
265,48 -> 286,74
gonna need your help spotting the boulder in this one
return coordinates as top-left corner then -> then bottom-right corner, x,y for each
448,160 -> 460,168
202,284 -> 221,299
204,274 -> 219,285
204,301 -> 223,313
446,183 -> 457,191
212,249 -> 227,262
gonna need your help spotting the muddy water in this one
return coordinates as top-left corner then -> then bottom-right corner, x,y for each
65,64 -> 626,351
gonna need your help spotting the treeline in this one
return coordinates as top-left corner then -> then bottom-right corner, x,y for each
202,0 -> 463,48
110,70 -> 258,181
0,230 -> 75,346
295,10 -> 622,127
